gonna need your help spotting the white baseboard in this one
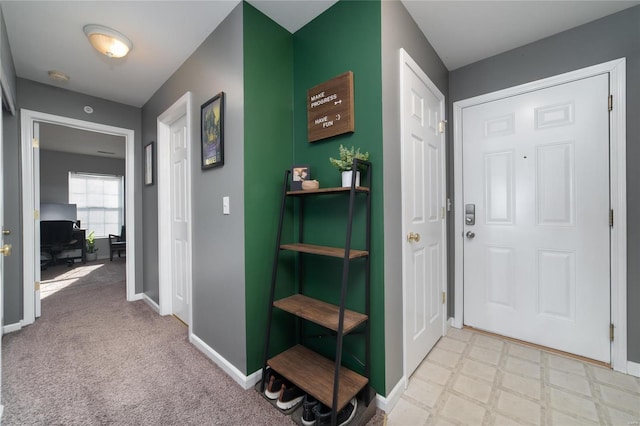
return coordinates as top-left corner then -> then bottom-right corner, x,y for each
375,376 -> 405,413
141,294 -> 159,311
189,332 -> 255,390
3,321 -> 23,334
128,292 -> 144,302
627,361 -> 640,378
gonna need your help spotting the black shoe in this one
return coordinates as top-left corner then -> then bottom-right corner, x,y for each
301,394 -> 319,425
276,384 -> 305,410
264,368 -> 285,400
313,398 -> 357,426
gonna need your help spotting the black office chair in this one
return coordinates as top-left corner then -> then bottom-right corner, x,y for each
41,220 -> 77,268
109,225 -> 126,261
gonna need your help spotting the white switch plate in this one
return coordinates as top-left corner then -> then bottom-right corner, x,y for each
223,196 -> 230,215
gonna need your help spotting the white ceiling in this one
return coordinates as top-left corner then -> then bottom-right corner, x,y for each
40,123 -> 126,159
1,0 -> 637,155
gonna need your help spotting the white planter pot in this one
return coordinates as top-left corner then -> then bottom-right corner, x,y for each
86,252 -> 98,262
341,170 -> 360,187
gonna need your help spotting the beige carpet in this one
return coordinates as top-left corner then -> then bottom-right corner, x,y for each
2,260 -> 295,425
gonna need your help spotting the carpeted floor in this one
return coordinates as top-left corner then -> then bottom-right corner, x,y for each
2,260 -> 296,425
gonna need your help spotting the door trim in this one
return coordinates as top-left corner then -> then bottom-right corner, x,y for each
157,92 -> 193,328
452,58 -> 627,372
399,48 -> 448,382
20,109 -> 138,326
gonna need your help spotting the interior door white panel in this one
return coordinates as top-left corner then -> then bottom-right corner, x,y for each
401,50 -> 446,379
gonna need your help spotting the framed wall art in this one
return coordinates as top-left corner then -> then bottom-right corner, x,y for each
201,92 -> 225,170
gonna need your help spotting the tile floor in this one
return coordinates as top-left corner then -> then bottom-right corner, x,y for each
387,328 -> 640,425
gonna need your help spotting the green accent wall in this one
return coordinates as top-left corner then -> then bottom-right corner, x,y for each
243,2 -> 296,373
292,0 -> 385,393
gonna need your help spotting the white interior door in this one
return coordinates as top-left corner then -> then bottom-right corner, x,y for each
1,92 -> 5,415
401,49 -> 446,378
462,74 -> 610,362
170,115 -> 190,324
33,121 -> 41,318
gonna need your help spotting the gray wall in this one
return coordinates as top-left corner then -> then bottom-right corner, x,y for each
381,0 -> 449,393
40,150 -> 125,203
141,4 -> 247,372
40,149 -> 126,258
4,78 -> 143,317
1,7 -> 16,109
449,6 -> 640,362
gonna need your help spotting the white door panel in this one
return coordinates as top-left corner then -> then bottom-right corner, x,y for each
401,50 -> 446,378
463,74 -> 610,362
170,115 -> 189,324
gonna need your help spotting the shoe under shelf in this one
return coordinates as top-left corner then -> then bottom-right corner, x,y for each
280,243 -> 368,259
268,344 -> 368,412
274,294 -> 368,334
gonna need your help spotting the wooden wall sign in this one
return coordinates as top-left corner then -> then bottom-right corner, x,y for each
307,71 -> 355,143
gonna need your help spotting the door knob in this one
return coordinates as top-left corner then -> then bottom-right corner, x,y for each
407,232 -> 421,243
466,231 -> 475,239
0,244 -> 12,256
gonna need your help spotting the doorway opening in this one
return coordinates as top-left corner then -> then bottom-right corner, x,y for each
20,109 -> 137,326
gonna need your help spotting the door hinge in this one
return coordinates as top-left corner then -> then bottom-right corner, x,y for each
438,120 -> 447,134
441,207 -> 445,219
34,210 -> 40,220
608,95 -> 613,112
32,138 -> 39,148
35,281 -> 40,291
442,292 -> 446,304
447,198 -> 452,212
610,209 -> 614,227
610,323 -> 614,342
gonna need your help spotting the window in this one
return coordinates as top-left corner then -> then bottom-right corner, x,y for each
69,172 -> 124,238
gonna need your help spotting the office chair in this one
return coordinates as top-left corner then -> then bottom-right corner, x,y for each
109,225 -> 126,261
40,220 -> 77,268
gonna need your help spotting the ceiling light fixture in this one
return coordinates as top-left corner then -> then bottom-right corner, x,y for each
83,24 -> 132,58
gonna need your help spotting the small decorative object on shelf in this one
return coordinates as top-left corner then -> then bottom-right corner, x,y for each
329,144 -> 369,187
301,180 -> 319,190
291,164 -> 310,190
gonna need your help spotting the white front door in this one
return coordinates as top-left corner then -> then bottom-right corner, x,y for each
401,49 -> 447,378
170,115 -> 190,324
462,74 -> 610,362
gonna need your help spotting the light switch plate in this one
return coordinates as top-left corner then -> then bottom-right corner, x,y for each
223,196 -> 230,215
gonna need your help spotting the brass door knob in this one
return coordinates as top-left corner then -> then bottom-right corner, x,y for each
0,244 -> 12,257
2,230 -> 10,235
407,232 -> 421,243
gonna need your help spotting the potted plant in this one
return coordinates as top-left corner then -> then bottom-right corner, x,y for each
86,231 -> 98,261
329,144 -> 369,187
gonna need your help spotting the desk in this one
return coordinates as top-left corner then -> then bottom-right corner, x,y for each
69,228 -> 87,263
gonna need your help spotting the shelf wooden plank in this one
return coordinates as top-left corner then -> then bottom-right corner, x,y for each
268,345 -> 368,411
287,186 -> 369,196
274,294 -> 368,334
280,243 -> 368,259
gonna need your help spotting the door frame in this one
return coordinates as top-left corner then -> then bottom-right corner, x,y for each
452,58 -> 627,372
20,109 -> 138,326
157,92 -> 193,328
399,48 -> 448,382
